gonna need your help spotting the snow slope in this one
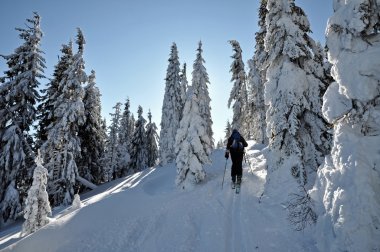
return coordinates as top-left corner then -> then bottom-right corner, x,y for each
1,142 -> 317,252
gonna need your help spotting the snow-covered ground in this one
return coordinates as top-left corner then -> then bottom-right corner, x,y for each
0,142 -> 317,252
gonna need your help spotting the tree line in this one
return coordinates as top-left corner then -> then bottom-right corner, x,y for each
0,13 -> 159,227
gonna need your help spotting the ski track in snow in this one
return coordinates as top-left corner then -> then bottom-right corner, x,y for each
0,142 -> 318,252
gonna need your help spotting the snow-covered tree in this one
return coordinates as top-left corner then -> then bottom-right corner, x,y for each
310,1 -> 380,251
247,1 -> 269,144
223,120 -> 232,146
0,13 -> 45,223
247,58 -> 265,143
77,70 -> 106,185
145,110 -> 159,168
216,139 -> 224,149
22,151 -> 51,236
192,41 -> 214,154
228,40 -> 250,137
104,102 -> 122,181
129,106 -> 148,172
175,86 -> 210,189
71,194 -> 82,210
180,63 -> 188,108
159,43 -> 183,165
117,98 -> 133,176
264,0 -> 331,176
263,0 -> 331,229
42,28 -> 87,206
36,42 -> 73,150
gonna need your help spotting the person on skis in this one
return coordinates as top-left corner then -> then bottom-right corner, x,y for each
225,129 -> 248,188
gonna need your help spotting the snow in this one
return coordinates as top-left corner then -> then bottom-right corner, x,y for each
310,1 -> 380,250
322,82 -> 352,124
0,142 -> 317,252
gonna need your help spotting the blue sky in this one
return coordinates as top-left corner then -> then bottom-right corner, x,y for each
0,0 -> 332,143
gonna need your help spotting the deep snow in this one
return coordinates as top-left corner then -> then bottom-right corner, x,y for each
0,142 -> 317,252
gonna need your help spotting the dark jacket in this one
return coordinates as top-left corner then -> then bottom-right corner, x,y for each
226,130 -> 248,153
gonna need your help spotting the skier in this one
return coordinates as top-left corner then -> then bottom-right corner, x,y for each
225,129 -> 248,189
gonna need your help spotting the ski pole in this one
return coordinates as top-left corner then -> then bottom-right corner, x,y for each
222,158 -> 227,189
244,152 -> 252,170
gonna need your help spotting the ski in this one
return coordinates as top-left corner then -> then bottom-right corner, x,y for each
235,183 -> 241,194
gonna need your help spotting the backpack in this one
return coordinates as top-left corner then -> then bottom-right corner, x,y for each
231,131 -> 243,152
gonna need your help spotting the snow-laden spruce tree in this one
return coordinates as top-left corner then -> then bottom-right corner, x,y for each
104,102 -> 122,181
0,12 -> 45,224
228,40 -> 250,137
192,41 -> 214,153
36,42 -> 73,150
42,28 -> 87,206
22,151 -> 51,236
180,63 -> 188,108
263,0 -> 331,230
146,110 -> 159,168
175,86 -> 210,189
77,70 -> 106,185
117,99 -> 133,177
129,106 -> 148,172
159,43 -> 184,165
310,1 -> 380,251
223,120 -> 232,146
216,139 -> 224,149
247,0 -> 268,144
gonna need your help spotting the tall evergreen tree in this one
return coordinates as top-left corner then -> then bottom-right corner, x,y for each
175,86 -> 210,189
117,98 -> 133,176
22,151 -> 51,236
42,28 -> 87,206
248,1 -> 268,144
180,63 -> 188,108
36,43 -> 73,150
192,41 -> 214,154
159,43 -> 183,165
228,40 -> 250,137
0,13 -> 45,223
264,0 -> 330,178
263,0 -> 331,229
311,0 -> 380,250
104,102 -> 122,181
129,106 -> 148,172
145,110 -> 159,167
77,70 -> 105,185
223,120 -> 232,146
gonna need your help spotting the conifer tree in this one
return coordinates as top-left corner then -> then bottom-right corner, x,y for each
263,0 -> 331,229
104,102 -> 122,181
224,120 -> 232,146
145,110 -> 159,167
175,86 -> 210,189
0,13 -> 45,223
129,106 -> 148,172
117,99 -> 133,176
180,63 -> 188,108
264,0 -> 330,180
22,151 -> 51,236
228,40 -> 250,137
36,43 -> 73,150
77,70 -> 105,185
159,43 -> 183,165
247,1 -> 268,144
192,41 -> 214,154
216,139 -> 224,149
42,28 -> 87,206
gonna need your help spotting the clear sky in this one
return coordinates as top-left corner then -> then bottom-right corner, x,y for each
0,0 -> 332,143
